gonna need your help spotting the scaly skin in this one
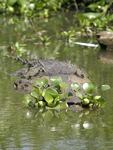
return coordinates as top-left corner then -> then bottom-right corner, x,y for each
97,31 -> 113,50
6,56 -> 90,106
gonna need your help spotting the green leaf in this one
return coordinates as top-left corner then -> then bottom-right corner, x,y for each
55,94 -> 64,103
58,94 -> 64,99
46,104 -> 60,110
60,102 -> 68,109
71,82 -> 79,91
31,91 -> 38,99
82,98 -> 90,105
43,36 -> 50,41
87,94 -> 94,100
32,84 -> 39,93
87,3 -> 98,10
18,49 -> 27,53
7,0 -> 17,6
44,88 -> 59,107
76,92 -> 84,100
15,42 -> 19,49
45,88 -> 58,98
101,85 -> 110,92
38,101 -> 45,107
50,76 -> 62,87
39,89 -> 45,97
36,78 -> 48,88
94,95 -> 101,100
59,82 -> 69,90
82,12 -> 105,19
48,100 -> 56,107
38,36 -> 44,41
83,82 -> 98,94
13,18 -> 20,24
97,97 -> 106,108
45,42 -> 51,46
64,92 -> 73,100
17,0 -> 30,8
44,91 -> 53,103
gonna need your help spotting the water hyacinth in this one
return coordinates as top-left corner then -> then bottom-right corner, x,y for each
22,77 -> 110,109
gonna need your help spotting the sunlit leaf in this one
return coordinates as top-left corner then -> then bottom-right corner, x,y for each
32,84 -> 39,93
55,94 -> 63,102
39,89 -> 45,97
38,101 -> 45,107
71,82 -> 79,91
64,92 -> 73,100
45,88 -> 58,98
44,91 -> 53,103
60,102 -> 68,109
15,42 -> 19,49
82,12 -> 105,19
76,92 -> 84,100
7,0 -> 17,6
82,98 -> 90,105
36,78 -> 48,88
83,82 -> 98,94
59,82 -> 69,90
101,85 -> 110,92
18,49 -> 27,53
50,76 -> 62,87
31,91 -> 38,99
18,0 -> 30,8
94,95 -> 101,100
47,100 -> 56,107
87,3 -> 99,10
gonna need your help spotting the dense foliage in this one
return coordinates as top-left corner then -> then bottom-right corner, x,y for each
0,0 -> 76,16
22,76 -> 110,109
0,0 -> 112,17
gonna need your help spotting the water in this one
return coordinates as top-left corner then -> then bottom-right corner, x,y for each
0,12 -> 113,149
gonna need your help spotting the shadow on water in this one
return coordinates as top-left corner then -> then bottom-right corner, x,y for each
0,12 -> 113,149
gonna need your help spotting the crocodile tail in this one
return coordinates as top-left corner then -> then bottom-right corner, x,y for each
5,55 -> 28,65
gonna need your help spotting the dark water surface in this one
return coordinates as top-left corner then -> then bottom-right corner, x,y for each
0,12 -> 113,150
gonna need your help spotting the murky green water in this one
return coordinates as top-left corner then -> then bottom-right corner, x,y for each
0,12 -> 113,150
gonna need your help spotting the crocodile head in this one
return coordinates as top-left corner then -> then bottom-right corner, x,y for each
13,79 -> 34,93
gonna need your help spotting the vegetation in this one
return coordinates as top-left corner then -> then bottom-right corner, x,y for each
75,0 -> 113,33
71,82 -> 110,108
0,0 -> 76,16
22,76 -> 73,109
22,76 -> 110,110
1,0 -> 112,111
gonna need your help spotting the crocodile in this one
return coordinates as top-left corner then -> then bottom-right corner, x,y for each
6,55 -> 90,110
97,31 -> 113,50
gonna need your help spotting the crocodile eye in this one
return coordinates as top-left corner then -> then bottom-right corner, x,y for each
18,80 -> 22,84
14,83 -> 18,89
81,74 -> 84,78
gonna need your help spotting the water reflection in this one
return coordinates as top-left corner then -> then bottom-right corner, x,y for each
98,50 -> 113,65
